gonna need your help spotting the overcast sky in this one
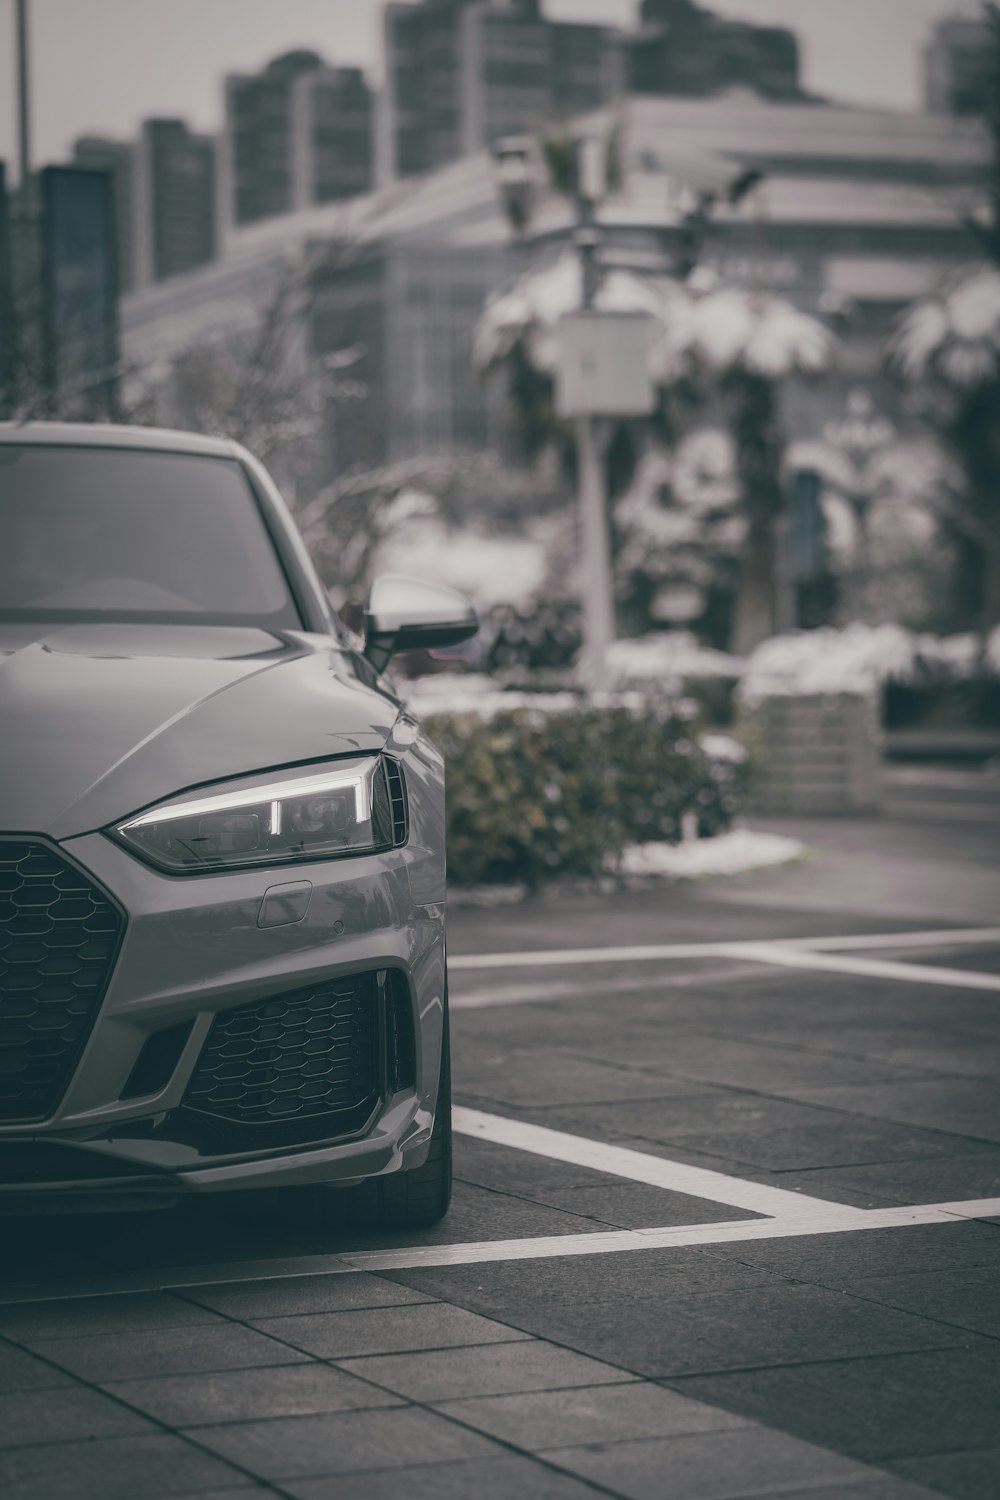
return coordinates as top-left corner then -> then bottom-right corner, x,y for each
0,0 -> 986,178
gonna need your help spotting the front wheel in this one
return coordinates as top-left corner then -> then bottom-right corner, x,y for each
307,1005 -> 452,1233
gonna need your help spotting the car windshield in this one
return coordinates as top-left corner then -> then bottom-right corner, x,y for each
0,444 -> 302,628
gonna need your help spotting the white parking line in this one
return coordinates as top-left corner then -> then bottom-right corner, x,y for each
4,931 -> 998,1307
5,1196 -> 997,1303
723,943 -> 1000,994
449,926 -> 1000,971
333,1198 -> 1000,1274
451,964 -> 761,1011
454,1106 -> 840,1219
451,941 -> 759,970
449,928 -> 1000,995
784,927 -> 1000,953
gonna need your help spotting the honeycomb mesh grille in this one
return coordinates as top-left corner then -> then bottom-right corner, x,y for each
0,839 -> 124,1123
183,973 -> 381,1144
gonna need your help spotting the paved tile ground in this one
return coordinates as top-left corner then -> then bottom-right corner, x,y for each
0,809 -> 998,1499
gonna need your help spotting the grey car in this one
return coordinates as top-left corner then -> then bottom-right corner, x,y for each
0,422 -> 476,1228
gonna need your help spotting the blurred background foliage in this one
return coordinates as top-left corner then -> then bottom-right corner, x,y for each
425,699 -> 747,887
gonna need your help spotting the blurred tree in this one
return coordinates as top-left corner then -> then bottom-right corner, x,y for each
159,245 -> 368,480
789,417 -> 958,633
476,258 -> 835,653
969,3 -> 1000,266
889,270 -> 1000,631
613,429 -> 743,647
657,278 -> 835,654
888,6 -> 1000,632
473,251 -> 693,494
885,5 -> 1000,632
295,449 -> 562,609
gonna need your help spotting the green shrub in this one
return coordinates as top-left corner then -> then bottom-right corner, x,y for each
426,701 -> 747,887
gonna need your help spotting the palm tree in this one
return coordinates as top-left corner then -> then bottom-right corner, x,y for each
789,418 -> 955,630
886,6 -> 1000,632
648,275 -> 836,653
474,259 -> 835,653
888,268 -> 1000,631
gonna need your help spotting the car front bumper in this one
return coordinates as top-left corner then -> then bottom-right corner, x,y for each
0,829 -> 446,1212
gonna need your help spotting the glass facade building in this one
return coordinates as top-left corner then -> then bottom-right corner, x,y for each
383,0 -> 622,180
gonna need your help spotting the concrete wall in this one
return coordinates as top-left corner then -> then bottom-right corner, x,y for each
744,693 -> 882,815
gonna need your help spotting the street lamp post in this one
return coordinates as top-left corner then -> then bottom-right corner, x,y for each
491,133 -> 765,684
493,133 -> 625,691
570,136 -> 615,690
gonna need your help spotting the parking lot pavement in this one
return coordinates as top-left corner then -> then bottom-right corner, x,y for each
1,815 -> 999,1500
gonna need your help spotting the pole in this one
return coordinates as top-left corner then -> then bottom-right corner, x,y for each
576,412 -> 616,689
16,0 -> 31,190
573,180 -> 616,691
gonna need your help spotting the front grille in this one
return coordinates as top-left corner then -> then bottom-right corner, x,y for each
0,839 -> 124,1123
183,972 -> 381,1149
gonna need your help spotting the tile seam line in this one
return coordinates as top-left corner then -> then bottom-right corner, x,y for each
254,1363 -> 641,1500
330,1317 -> 967,1500
319,1300 -> 953,1500
92,1283 -> 517,1499
270,1446 -> 626,1500
821,1279 -> 1000,1347
397,1391 -> 705,1500
525,1034 -> 945,1083
500,1088 -> 1000,1158
221,1333 -> 535,1361
480,1088 -> 1000,1156
321,1289 -> 755,1486
0,1394 -> 393,1448
160,1286 -> 441,1441
448,1170 -> 734,1234
656,1340 -> 981,1383
177,1281 -> 648,1500
0,1336 -> 296,1500
631,1023 -> 971,1077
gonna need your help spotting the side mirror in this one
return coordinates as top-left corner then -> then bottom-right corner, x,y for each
363,574 -> 478,673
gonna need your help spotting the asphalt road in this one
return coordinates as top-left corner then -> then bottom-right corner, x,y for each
1,805 -> 999,1500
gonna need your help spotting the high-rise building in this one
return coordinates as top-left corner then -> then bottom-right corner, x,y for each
72,136 -> 136,291
74,122 -> 215,291
627,0 -> 802,101
382,0 -> 622,181
223,51 -> 375,227
925,16 -> 992,116
123,90 -> 990,484
133,119 -> 216,287
224,51 -> 323,226
291,66 -> 375,210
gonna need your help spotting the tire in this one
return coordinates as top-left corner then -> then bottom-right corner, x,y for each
305,1000 -> 453,1233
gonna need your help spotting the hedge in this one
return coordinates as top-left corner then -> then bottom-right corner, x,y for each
425,700 -> 747,887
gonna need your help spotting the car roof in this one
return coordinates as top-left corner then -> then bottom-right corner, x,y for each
0,421 -> 238,458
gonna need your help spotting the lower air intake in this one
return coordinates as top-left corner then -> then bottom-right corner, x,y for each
183,972 -> 380,1148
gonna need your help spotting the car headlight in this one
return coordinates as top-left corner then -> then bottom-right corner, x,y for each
111,756 -> 405,874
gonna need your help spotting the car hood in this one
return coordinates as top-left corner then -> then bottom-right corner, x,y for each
0,623 -> 399,839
